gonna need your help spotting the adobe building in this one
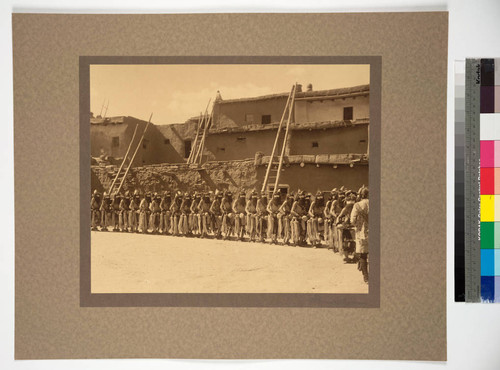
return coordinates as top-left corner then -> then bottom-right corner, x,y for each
206,84 -> 368,159
91,83 -> 369,194
90,116 -> 197,165
203,84 -> 369,192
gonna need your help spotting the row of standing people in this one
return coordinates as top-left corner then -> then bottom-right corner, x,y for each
91,186 -> 369,282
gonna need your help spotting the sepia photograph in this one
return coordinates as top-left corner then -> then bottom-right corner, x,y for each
87,62 -> 371,295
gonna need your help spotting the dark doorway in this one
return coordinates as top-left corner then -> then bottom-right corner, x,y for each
184,140 -> 192,158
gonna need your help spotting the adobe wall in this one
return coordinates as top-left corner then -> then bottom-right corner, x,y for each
91,159 -> 368,196
262,163 -> 368,193
91,118 -> 198,166
294,95 -> 369,123
213,97 -> 288,128
204,130 -> 278,161
289,125 -> 368,155
91,160 -> 260,195
90,122 -> 133,159
155,122 -> 197,163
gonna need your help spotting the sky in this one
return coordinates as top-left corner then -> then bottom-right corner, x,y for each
90,64 -> 369,125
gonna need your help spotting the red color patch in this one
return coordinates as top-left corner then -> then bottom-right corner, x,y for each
481,167 -> 495,194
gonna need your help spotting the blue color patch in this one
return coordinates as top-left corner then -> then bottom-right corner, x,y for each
481,276 -> 495,302
481,249 -> 495,276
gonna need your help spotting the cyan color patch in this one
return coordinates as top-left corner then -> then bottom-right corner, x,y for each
481,249 -> 495,276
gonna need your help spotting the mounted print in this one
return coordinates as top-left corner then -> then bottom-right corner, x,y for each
84,60 -> 378,304
14,13 -> 447,360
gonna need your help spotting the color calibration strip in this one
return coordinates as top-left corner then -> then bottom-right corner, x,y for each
458,58 -> 500,302
478,59 -> 499,302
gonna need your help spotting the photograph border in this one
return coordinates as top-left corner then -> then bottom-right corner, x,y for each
80,55 -> 381,307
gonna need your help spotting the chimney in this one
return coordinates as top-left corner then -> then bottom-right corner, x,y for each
296,84 -> 302,93
307,83 -> 313,92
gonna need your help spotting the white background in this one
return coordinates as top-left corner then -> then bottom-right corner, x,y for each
1,0 -> 500,369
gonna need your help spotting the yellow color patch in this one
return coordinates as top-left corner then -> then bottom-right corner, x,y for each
481,195 -> 495,222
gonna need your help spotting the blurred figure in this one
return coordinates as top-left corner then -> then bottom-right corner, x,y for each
100,192 -> 112,232
351,187 -> 369,283
91,190 -> 101,231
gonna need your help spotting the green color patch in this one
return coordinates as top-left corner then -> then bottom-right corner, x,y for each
481,222 -> 495,249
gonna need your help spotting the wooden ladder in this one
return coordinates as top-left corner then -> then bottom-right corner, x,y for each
108,113 -> 153,195
188,98 -> 214,165
261,83 -> 297,195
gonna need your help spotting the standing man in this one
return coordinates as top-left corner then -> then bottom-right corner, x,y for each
329,189 -> 343,253
290,191 -> 308,246
170,191 -> 182,236
199,192 -> 212,238
119,190 -> 131,232
129,190 -> 141,233
100,192 -> 112,232
210,190 -> 223,239
190,192 -> 201,237
267,192 -> 281,244
232,191 -> 247,241
111,193 -> 121,232
351,188 -> 369,283
278,193 -> 294,246
139,193 -> 150,234
245,191 -> 258,242
91,190 -> 101,231
179,192 -> 193,236
221,191 -> 234,240
336,191 -> 357,263
159,191 -> 171,235
308,191 -> 326,248
149,193 -> 161,234
256,192 -> 268,243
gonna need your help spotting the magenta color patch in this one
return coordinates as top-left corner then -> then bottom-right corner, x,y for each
481,140 -> 495,168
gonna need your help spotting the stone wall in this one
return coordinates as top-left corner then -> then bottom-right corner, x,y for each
91,159 -> 259,195
91,157 -> 368,196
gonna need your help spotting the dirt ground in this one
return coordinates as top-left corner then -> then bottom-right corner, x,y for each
91,231 -> 369,294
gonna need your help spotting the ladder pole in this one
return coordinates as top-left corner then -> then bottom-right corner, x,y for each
274,83 -> 297,193
261,85 -> 295,193
103,99 -> 109,118
195,112 -> 210,164
187,112 -> 202,164
108,123 -> 139,194
191,111 -> 206,164
199,108 -> 215,164
116,113 -> 153,194
99,99 -> 106,117
194,102 -> 214,164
